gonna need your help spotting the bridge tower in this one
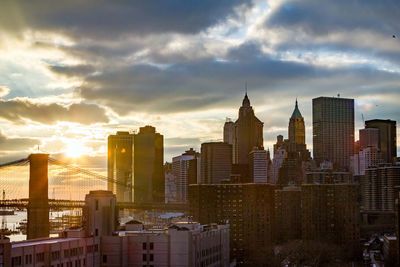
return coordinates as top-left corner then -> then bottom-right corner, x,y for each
27,153 -> 49,239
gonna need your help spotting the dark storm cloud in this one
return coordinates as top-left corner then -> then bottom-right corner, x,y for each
0,99 -> 109,124
0,132 -> 40,151
72,41 -> 400,115
267,0 -> 400,36
49,65 -> 96,78
2,0 -> 251,39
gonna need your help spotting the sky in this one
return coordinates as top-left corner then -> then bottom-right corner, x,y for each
0,0 -> 399,169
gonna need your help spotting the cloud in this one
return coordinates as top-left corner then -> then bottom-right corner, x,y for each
0,98 -> 109,124
1,0 -> 251,40
69,41 -> 400,115
0,131 -> 40,151
0,86 -> 10,98
262,0 -> 400,65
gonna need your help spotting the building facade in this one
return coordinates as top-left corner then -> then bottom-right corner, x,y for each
102,222 -> 230,267
301,184 -> 360,253
107,131 -> 134,202
248,148 -> 267,183
274,186 -> 301,244
172,148 -> 200,202
312,97 -> 355,170
200,142 -> 232,184
189,183 -> 276,265
362,163 -> 400,211
134,126 -> 165,203
365,119 -> 397,163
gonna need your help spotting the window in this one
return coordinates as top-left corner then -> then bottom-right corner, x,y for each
142,254 -> 147,261
95,228 -> 98,236
64,249 -> 69,258
25,254 -> 32,264
103,255 -> 107,263
149,254 -> 154,261
95,199 -> 99,210
143,242 -> 147,250
36,252 -> 45,262
149,242 -> 154,250
11,256 -> 22,266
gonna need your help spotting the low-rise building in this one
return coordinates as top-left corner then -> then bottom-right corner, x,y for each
102,222 -> 230,267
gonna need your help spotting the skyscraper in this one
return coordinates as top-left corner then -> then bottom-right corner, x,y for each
289,99 -> 305,145
365,119 -> 397,163
107,131 -> 134,202
133,126 -> 164,203
359,128 -> 379,151
200,142 -> 232,184
172,148 -> 200,202
312,97 -> 355,170
272,100 -> 310,185
235,93 -> 264,165
249,148 -> 267,183
223,118 -> 236,163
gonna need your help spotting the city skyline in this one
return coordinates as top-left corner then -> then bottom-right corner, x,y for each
0,0 -> 399,168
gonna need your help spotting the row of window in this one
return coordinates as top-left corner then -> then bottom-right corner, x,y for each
12,257 -> 85,267
11,245 -> 98,267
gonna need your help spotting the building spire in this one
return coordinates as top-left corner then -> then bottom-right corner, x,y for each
291,98 -> 302,119
242,82 -> 250,107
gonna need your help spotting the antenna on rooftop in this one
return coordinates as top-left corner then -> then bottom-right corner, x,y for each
337,93 -> 340,98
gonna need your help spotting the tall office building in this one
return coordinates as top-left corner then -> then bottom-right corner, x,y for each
365,119 -> 397,163
172,148 -> 200,202
223,93 -> 263,166
200,142 -> 232,184
236,93 -> 264,165
107,132 -> 134,202
359,128 -> 379,151
223,118 -> 236,163
289,99 -> 305,145
312,97 -> 355,170
134,126 -> 164,203
249,148 -> 268,183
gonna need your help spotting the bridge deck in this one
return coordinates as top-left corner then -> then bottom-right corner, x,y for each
0,199 -> 188,212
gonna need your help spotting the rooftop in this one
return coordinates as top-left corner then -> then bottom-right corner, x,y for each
12,237 -> 80,248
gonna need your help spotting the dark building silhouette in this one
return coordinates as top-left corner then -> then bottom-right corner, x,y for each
200,142 -> 231,184
235,93 -> 264,165
313,97 -> 354,170
359,128 -> 379,151
301,184 -> 360,255
274,186 -> 301,244
223,92 -> 263,181
273,100 -> 311,185
107,131 -> 134,202
134,126 -> 164,203
189,183 -> 276,265
365,119 -> 397,163
27,153 -> 50,240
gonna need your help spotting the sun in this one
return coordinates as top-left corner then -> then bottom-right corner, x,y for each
65,141 -> 87,158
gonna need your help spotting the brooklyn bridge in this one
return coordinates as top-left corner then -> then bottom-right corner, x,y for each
0,153 -> 187,211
